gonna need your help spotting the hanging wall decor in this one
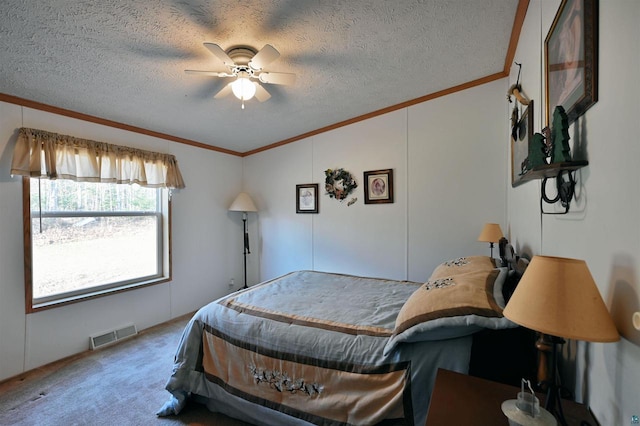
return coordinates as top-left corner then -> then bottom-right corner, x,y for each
545,0 -> 598,125
511,100 -> 534,187
296,183 -> 319,213
550,106 -> 572,163
324,168 -> 357,202
363,169 -> 394,204
507,62 -> 530,142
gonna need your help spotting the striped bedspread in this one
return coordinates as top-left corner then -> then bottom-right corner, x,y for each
163,271 -> 474,425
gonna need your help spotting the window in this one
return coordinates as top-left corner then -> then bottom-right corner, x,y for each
25,178 -> 171,311
11,127 -> 184,312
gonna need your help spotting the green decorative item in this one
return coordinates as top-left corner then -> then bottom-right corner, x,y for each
324,168 -> 358,201
528,133 -> 547,169
551,106 -> 571,163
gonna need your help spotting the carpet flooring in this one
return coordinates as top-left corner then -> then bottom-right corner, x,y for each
0,313 -> 251,426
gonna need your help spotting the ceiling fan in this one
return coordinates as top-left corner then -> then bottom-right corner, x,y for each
185,43 -> 296,108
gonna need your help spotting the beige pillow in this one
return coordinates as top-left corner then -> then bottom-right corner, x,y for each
429,256 -> 496,280
394,269 -> 502,336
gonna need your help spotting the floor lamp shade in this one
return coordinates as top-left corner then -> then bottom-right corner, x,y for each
229,192 -> 258,213
503,256 -> 619,342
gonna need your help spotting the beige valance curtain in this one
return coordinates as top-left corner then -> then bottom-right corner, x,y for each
11,127 -> 185,189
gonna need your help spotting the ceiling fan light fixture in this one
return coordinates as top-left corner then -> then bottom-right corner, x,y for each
186,43 -> 294,107
231,75 -> 256,101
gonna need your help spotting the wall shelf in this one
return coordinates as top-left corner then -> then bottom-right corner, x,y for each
520,160 -> 588,182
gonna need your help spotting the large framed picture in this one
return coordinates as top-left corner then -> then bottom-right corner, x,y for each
363,169 -> 393,204
545,0 -> 598,125
296,184 -> 318,213
511,101 -> 534,187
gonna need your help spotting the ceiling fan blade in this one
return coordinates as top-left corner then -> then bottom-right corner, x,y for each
254,84 -> 271,102
248,44 -> 280,70
203,43 -> 235,67
214,83 -> 233,99
184,70 -> 233,77
258,72 -> 296,86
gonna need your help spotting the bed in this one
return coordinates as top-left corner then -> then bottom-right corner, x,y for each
158,254 -> 522,425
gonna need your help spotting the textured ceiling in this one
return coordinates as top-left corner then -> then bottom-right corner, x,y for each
0,0 -> 521,154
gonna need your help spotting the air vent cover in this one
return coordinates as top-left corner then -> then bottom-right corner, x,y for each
90,324 -> 137,350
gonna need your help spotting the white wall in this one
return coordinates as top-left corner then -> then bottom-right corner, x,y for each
508,1 -> 640,424
407,81 -> 508,280
0,101 -> 244,380
312,110 -> 408,280
244,78 -> 507,285
0,102 -> 26,381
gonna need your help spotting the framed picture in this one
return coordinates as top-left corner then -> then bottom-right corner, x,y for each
363,169 -> 393,204
545,0 -> 598,125
511,101 -> 534,187
296,184 -> 318,213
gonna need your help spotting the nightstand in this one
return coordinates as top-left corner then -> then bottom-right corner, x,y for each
425,368 -> 600,426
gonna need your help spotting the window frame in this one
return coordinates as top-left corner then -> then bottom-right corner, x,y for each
22,177 -> 172,313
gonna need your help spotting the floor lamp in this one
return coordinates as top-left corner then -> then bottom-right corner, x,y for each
503,256 -> 619,425
229,192 -> 258,289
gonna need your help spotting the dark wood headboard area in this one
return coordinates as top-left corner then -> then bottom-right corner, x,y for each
499,237 -> 530,304
468,238 -> 537,387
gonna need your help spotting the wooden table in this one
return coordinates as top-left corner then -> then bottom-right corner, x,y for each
425,368 -> 600,426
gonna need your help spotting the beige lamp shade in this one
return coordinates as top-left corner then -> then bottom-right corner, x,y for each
477,223 -> 503,243
503,256 -> 620,342
229,192 -> 258,212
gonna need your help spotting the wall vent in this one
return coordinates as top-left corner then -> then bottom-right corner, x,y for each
90,324 -> 137,350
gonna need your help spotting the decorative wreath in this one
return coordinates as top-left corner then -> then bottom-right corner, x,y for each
324,168 -> 357,201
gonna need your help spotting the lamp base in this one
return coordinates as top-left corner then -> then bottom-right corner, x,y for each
538,335 -> 569,426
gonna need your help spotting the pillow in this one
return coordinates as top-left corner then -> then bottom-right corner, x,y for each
396,269 -> 503,334
383,268 -> 516,355
429,256 -> 496,280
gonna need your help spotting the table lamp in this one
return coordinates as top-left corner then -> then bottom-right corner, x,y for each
477,223 -> 503,257
229,192 -> 258,289
503,256 -> 619,425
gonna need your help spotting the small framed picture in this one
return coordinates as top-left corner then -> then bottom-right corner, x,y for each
296,184 -> 319,213
363,169 -> 394,204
